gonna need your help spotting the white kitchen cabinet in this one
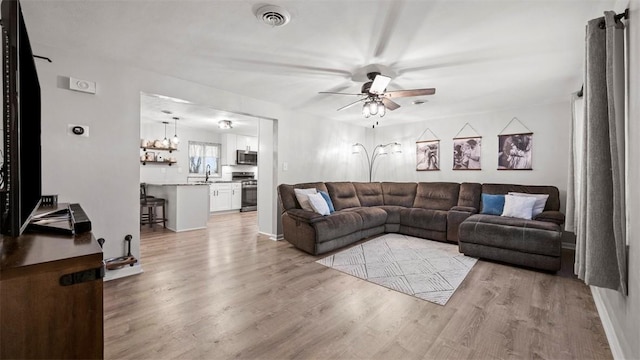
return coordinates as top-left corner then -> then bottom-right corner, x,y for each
210,183 -> 237,212
236,135 -> 258,152
231,183 -> 242,210
222,134 -> 237,166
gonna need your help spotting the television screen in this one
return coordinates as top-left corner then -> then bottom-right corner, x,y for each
1,0 -> 42,236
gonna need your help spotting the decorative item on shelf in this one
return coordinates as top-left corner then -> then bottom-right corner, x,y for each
416,127 -> 440,171
453,123 -> 482,170
171,117 -> 180,146
497,117 -> 533,170
153,139 -> 163,148
352,142 -> 402,182
141,139 -> 149,147
157,154 -> 164,162
145,152 -> 156,162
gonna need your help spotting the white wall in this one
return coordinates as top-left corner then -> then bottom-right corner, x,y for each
33,42 -> 367,279
367,102 -> 571,211
591,2 -> 640,359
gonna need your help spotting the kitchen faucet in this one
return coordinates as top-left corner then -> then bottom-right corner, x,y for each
205,164 -> 211,182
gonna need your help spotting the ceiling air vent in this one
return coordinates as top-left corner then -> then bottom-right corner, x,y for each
255,5 -> 291,27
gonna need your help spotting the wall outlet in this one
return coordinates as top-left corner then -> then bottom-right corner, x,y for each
282,162 -> 288,171
68,124 -> 89,137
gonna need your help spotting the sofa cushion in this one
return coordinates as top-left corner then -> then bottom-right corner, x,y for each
353,182 -> 384,206
313,211 -> 363,243
381,182 -> 417,207
459,214 -> 561,257
278,183 -> 328,212
501,194 -> 537,220
376,205 -> 404,224
342,207 -> 388,229
508,192 -> 549,217
325,182 -> 361,210
319,191 -> 335,213
399,208 -> 448,232
458,182 -> 482,210
480,194 -> 505,215
482,184 -> 560,211
308,192 -> 330,215
413,182 -> 460,210
294,188 -> 318,212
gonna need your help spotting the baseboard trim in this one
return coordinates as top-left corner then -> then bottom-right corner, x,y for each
104,263 -> 144,281
590,286 -> 625,360
259,231 -> 283,241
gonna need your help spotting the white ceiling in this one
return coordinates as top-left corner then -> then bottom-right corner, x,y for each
21,0 -> 617,128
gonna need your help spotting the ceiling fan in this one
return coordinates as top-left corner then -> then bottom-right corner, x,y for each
319,72 -> 436,120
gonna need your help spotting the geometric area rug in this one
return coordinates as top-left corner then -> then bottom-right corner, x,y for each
316,233 -> 478,305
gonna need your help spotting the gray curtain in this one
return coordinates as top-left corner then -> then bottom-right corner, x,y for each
573,11 -> 627,295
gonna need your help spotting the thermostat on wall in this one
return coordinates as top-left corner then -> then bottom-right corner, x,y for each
69,77 -> 96,94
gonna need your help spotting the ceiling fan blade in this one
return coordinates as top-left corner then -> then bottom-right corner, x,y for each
383,88 -> 436,98
369,74 -> 391,94
381,98 -> 401,110
337,98 -> 366,111
318,91 -> 363,96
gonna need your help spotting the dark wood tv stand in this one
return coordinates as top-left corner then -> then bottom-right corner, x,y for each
0,205 -> 104,359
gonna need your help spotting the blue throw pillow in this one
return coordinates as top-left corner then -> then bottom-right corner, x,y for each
481,193 -> 505,215
319,191 -> 335,213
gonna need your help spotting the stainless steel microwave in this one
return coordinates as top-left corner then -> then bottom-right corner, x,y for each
236,150 -> 258,165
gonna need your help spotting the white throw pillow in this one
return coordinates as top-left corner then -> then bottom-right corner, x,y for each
501,194 -> 537,220
307,192 -> 330,216
508,192 -> 549,217
294,188 -> 317,212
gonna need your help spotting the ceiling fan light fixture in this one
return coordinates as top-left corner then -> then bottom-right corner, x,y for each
218,120 -> 233,129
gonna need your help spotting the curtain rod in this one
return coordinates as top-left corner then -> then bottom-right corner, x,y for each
615,8 -> 629,21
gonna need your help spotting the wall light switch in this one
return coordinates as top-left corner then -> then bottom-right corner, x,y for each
69,77 -> 96,94
283,162 -> 288,171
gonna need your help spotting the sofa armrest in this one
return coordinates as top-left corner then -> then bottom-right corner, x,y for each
447,208 -> 476,242
450,205 -> 478,214
286,209 -> 326,224
533,211 -> 565,225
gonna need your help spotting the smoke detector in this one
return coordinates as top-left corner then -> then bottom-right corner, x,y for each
255,5 -> 291,27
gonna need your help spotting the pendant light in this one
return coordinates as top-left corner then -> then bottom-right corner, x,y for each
171,117 -> 180,145
161,121 -> 169,147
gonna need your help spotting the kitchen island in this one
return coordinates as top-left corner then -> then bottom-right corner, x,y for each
146,183 -> 209,232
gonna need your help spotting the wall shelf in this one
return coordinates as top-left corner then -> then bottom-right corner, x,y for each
140,161 -> 177,166
140,146 -> 177,153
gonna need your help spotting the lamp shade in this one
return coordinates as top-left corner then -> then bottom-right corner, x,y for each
362,103 -> 371,117
352,144 -> 361,154
378,101 -> 386,117
391,142 -> 402,153
369,101 -> 378,115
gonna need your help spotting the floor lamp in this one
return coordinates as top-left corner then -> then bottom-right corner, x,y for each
352,142 -> 402,182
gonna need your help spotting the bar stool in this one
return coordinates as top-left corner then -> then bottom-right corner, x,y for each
140,183 -> 166,228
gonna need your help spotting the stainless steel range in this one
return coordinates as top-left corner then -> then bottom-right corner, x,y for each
232,172 -> 257,212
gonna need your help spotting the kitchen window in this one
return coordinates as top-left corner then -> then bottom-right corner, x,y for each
188,141 -> 221,177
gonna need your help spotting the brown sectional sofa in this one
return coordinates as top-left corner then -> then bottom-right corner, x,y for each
278,181 -> 564,271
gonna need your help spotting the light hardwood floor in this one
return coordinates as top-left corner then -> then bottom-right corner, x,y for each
105,212 -> 612,359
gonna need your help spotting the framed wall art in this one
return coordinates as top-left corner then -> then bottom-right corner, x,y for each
453,136 -> 482,170
498,133 -> 533,170
416,140 -> 440,171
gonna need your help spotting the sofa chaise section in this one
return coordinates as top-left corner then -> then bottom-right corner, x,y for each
457,183 -> 565,271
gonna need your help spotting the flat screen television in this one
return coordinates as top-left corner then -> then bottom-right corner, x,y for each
0,0 -> 42,236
